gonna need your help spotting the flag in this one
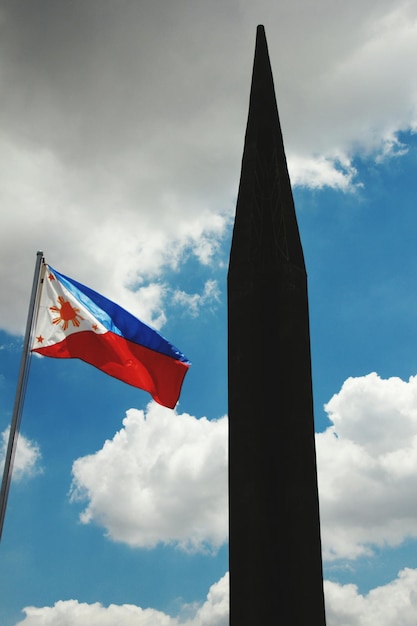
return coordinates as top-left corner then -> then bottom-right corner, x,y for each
31,264 -> 190,408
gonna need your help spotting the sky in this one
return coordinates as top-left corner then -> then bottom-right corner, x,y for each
1,0 -> 417,624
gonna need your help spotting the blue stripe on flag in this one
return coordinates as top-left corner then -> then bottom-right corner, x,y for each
49,266 -> 190,363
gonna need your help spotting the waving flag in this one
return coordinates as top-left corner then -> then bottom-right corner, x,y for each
31,265 -> 190,408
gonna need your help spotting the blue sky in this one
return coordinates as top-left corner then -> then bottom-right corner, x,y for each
1,1 -> 417,624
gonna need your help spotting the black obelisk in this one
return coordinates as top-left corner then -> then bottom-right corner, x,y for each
228,26 -> 326,624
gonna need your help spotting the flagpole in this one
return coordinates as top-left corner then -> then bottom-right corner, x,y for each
0,251 -> 44,542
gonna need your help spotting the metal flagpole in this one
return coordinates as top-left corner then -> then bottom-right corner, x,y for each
0,250 -> 45,542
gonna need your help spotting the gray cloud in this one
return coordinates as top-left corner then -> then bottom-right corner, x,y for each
2,1 -> 417,334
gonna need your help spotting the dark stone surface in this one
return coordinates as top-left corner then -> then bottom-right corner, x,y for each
228,25 -> 326,625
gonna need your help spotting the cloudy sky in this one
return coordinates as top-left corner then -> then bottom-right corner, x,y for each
1,0 -> 417,624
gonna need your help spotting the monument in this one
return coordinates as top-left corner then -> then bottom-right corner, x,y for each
228,25 -> 326,624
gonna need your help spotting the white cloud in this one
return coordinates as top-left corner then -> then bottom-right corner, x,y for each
317,372 -> 417,560
288,154 -> 359,190
15,599 -> 179,626
70,403 -> 228,552
14,567 -> 417,626
324,568 -> 417,626
0,133 -> 228,335
12,368 -> 417,624
0,428 -> 42,481
69,370 -> 417,561
187,573 -> 229,626
15,573 -> 229,626
172,280 -> 221,317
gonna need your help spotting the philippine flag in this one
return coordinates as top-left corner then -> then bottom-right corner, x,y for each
31,264 -> 190,408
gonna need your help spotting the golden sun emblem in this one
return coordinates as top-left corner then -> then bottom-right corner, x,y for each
50,296 -> 84,330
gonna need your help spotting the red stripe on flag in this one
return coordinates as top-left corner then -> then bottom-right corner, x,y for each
33,330 -> 189,409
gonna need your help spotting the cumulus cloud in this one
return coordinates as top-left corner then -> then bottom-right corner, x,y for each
12,370 -> 417,624
15,573 -> 229,626
16,601 -> 176,626
324,568 -> 417,626
14,567 -> 417,626
317,372 -> 417,560
69,371 -> 417,560
187,573 -> 229,626
0,429 -> 42,481
70,403 -> 228,552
